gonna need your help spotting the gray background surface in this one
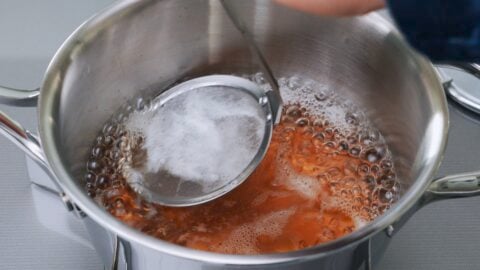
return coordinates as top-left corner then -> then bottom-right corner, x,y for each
1,1 -> 480,269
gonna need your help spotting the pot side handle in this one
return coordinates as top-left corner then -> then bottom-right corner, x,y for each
0,111 -> 49,171
436,62 -> 480,114
387,170 -> 480,238
0,85 -> 39,106
0,85 -> 50,174
425,63 -> 480,203
424,171 -> 480,203
0,87 -> 68,200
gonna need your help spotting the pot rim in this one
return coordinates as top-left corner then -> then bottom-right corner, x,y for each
38,0 -> 449,265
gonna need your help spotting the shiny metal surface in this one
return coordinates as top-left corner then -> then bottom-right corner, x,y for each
129,75 -> 275,206
37,0 -> 450,266
438,64 -> 480,115
1,0 -> 480,269
427,170 -> 480,200
111,235 -> 120,270
0,109 -> 76,212
0,86 -> 39,106
220,0 -> 283,124
0,111 -> 50,178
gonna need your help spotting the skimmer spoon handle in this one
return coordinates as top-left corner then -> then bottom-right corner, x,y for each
220,0 -> 283,124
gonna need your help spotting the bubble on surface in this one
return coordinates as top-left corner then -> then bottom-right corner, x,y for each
380,159 -> 393,170
349,146 -> 361,156
345,112 -> 359,126
87,159 -> 103,172
357,163 -> 370,176
314,91 -> 329,102
91,146 -> 104,158
85,172 -> 96,183
286,105 -> 302,117
363,146 -> 386,163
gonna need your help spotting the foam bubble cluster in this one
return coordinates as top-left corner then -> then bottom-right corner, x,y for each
218,208 -> 296,254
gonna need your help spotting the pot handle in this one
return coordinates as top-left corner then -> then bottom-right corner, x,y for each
424,171 -> 480,203
0,111 -> 67,192
0,87 -> 69,205
0,85 -> 40,106
109,235 -> 131,270
436,62 -> 480,113
384,64 -> 480,237
424,63 -> 480,203
0,85 -> 50,173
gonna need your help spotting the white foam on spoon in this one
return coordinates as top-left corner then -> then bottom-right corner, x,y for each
125,86 -> 265,191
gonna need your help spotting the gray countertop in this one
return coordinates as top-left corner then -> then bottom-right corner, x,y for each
1,1 -> 480,269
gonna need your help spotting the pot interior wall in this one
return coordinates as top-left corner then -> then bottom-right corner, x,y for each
56,0 -> 442,224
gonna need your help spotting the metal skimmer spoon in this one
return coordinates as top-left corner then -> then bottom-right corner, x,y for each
128,0 -> 283,206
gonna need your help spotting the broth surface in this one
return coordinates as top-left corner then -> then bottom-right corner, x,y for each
84,75 -> 399,254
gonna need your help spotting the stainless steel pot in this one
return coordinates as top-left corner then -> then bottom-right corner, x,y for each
2,0 -> 480,269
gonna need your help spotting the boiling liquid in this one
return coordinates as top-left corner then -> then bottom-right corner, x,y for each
84,75 -> 399,254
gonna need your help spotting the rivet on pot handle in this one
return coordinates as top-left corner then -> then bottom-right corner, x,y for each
0,87 -> 76,214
